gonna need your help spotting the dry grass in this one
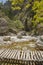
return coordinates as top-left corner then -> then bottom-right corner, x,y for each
0,41 -> 40,51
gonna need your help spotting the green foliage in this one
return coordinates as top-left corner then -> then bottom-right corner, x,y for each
9,20 -> 24,30
12,6 -> 21,10
0,10 -> 5,17
11,0 -> 24,5
32,0 -> 43,27
25,4 -> 31,9
10,0 -> 24,10
14,20 -> 24,29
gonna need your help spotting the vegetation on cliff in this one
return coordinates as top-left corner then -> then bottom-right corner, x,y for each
0,0 -> 43,35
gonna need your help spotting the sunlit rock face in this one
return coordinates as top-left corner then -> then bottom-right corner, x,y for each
0,18 -> 8,35
36,24 -> 43,35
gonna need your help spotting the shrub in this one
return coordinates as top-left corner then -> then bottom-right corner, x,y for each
14,20 -> 24,29
9,20 -> 24,30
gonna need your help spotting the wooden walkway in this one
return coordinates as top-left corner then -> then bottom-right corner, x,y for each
0,49 -> 43,65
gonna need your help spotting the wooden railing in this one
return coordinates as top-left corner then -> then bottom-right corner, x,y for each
0,49 -> 43,65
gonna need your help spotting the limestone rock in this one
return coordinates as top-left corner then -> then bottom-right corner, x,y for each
3,36 -> 10,41
17,31 -> 27,39
36,24 -> 43,35
40,35 -> 43,41
0,18 -> 8,35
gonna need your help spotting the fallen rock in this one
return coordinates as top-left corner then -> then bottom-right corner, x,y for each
3,36 -> 10,41
17,35 -> 22,39
17,31 -> 27,36
36,23 -> 43,35
40,35 -> 43,41
9,28 -> 17,35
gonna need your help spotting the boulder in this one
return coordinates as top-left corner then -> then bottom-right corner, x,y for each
3,36 -> 10,41
9,28 -> 17,35
17,31 -> 27,39
36,39 -> 43,50
36,23 -> 43,35
40,35 -> 43,41
0,18 -> 8,35
17,31 -> 27,36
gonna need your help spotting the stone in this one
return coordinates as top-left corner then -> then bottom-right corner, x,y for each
40,36 -> 43,41
9,28 -> 17,34
17,31 -> 27,39
17,34 -> 22,39
3,36 -> 10,41
36,23 -> 43,35
17,31 -> 27,36
0,18 -> 8,35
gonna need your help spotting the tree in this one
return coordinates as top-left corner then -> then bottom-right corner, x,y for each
9,0 -> 24,10
32,0 -> 43,27
9,0 -> 33,31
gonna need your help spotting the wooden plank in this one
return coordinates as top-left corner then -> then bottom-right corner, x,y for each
15,50 -> 21,60
37,51 -> 42,61
4,49 -> 12,58
7,50 -> 13,58
1,49 -> 9,58
9,50 -> 16,59
0,49 -> 43,62
26,50 -> 31,60
30,51 -> 34,60
34,51 -> 39,61
33,51 -> 37,61
0,49 -> 7,58
19,51 -> 24,60
12,50 -> 18,59
22,51 -> 26,60
3,49 -> 11,58
39,51 -> 43,61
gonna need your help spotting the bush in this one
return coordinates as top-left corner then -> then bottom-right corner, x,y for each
14,20 -> 24,29
9,20 -> 24,30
